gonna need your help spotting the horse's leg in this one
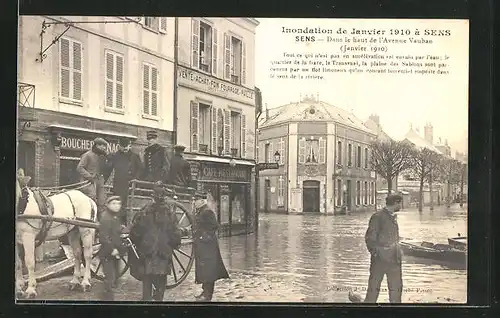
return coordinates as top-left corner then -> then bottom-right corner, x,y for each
67,227 -> 83,291
22,232 -> 38,298
15,243 -> 26,297
79,228 -> 95,292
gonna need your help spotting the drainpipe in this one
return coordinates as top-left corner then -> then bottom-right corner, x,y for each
255,110 -> 261,233
173,17 -> 179,145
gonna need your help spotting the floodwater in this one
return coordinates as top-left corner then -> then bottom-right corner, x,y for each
218,204 -> 467,303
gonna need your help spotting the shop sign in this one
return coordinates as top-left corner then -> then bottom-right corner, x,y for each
178,66 -> 255,104
200,163 -> 249,182
60,135 -> 120,153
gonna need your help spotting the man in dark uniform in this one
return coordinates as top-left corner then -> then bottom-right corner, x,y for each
166,145 -> 192,188
142,130 -> 169,183
105,138 -> 143,224
359,194 -> 403,303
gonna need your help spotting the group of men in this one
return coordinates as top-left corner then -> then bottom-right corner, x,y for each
76,130 -> 192,223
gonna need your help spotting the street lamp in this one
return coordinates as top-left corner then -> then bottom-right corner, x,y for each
274,151 -> 281,164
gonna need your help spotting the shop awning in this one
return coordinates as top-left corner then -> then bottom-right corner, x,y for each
48,124 -> 137,139
186,153 -> 255,166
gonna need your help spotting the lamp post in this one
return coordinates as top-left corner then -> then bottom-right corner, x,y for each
254,151 -> 281,232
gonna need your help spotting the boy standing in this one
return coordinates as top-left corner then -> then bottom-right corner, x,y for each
99,196 -> 127,300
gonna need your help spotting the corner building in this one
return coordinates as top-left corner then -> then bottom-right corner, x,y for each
258,96 -> 377,214
18,16 -> 175,187
176,18 -> 259,235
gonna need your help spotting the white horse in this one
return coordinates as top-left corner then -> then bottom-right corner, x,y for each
15,170 -> 98,298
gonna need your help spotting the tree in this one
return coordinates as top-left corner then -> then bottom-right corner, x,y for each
437,158 -> 464,207
409,148 -> 442,212
369,140 -> 415,193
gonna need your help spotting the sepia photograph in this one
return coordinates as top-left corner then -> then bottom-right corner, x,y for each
16,16 -> 469,304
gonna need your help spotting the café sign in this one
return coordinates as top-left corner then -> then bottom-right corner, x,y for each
200,163 -> 249,182
178,66 -> 255,104
60,136 -> 120,153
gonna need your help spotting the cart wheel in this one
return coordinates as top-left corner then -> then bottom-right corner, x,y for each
90,242 -> 130,281
166,200 -> 195,289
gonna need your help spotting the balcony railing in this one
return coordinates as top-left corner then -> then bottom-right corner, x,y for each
18,82 -> 37,135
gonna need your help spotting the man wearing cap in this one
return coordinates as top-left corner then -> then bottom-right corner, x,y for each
166,145 -> 192,188
77,137 -> 109,218
142,131 -> 169,184
105,138 -> 143,224
357,194 -> 404,303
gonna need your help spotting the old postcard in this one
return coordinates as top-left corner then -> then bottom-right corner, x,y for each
16,17 -> 468,304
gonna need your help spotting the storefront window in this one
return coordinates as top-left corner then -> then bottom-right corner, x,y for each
231,185 -> 246,223
220,184 -> 230,224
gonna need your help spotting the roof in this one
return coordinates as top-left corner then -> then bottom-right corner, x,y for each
403,128 -> 443,154
259,100 -> 375,135
363,118 -> 393,141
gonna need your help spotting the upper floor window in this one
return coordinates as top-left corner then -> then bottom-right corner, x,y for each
299,137 -> 326,164
265,142 -> 271,163
144,17 -> 167,33
337,141 -> 342,165
192,19 -> 218,76
347,144 -> 352,166
357,145 -> 362,168
224,33 -> 246,85
198,103 -> 211,151
278,138 -> 285,165
60,37 -> 83,101
230,111 -> 241,156
105,50 -> 124,110
142,63 -> 158,117
364,147 -> 369,168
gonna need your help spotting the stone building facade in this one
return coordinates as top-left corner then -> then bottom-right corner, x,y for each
176,18 -> 259,235
258,96 -> 377,215
17,16 -> 175,187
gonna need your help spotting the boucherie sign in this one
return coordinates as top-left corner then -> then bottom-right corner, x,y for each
178,66 -> 255,104
60,136 -> 120,153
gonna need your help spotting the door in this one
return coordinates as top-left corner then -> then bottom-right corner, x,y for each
264,179 -> 271,213
17,141 -> 36,185
346,180 -> 352,210
60,159 -> 80,186
303,180 -> 320,212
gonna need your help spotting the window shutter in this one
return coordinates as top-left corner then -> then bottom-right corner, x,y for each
319,137 -> 326,163
223,109 -> 231,154
241,41 -> 246,85
143,64 -> 150,114
298,138 -> 306,163
268,142 -> 273,163
241,114 -> 246,158
279,139 -> 284,165
105,52 -> 114,108
159,17 -> 167,33
217,109 -> 224,151
211,106 -> 217,155
191,19 -> 200,69
60,38 -> 70,98
212,28 -> 218,76
115,55 -> 124,109
223,33 -> 231,80
191,101 -> 199,152
72,41 -> 82,100
260,143 -> 265,162
151,67 -> 158,116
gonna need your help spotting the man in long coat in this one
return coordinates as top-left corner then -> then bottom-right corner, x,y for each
105,138 -> 143,224
166,145 -> 192,188
142,130 -> 169,184
193,196 -> 229,301
129,186 -> 182,301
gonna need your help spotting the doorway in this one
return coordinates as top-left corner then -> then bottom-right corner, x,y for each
303,180 -> 320,212
264,179 -> 271,213
346,180 -> 352,210
17,141 -> 35,185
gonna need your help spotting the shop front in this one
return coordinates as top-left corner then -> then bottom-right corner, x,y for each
187,154 -> 255,237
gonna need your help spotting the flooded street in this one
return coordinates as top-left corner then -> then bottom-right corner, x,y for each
29,204 -> 467,303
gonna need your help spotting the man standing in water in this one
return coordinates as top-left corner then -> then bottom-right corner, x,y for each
350,194 -> 403,303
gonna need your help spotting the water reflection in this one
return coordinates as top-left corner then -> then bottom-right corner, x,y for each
218,205 -> 467,303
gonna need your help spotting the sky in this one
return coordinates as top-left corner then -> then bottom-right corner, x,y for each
254,18 -> 469,154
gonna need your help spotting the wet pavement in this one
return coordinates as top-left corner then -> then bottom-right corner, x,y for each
25,204 -> 467,303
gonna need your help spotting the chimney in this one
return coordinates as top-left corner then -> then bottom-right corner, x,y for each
424,122 -> 433,144
265,103 -> 269,119
369,114 -> 380,126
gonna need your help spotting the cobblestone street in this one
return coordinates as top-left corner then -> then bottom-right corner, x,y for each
27,205 -> 467,303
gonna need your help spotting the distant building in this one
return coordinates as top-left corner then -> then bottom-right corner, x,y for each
258,95 -> 377,215
363,114 -> 398,193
